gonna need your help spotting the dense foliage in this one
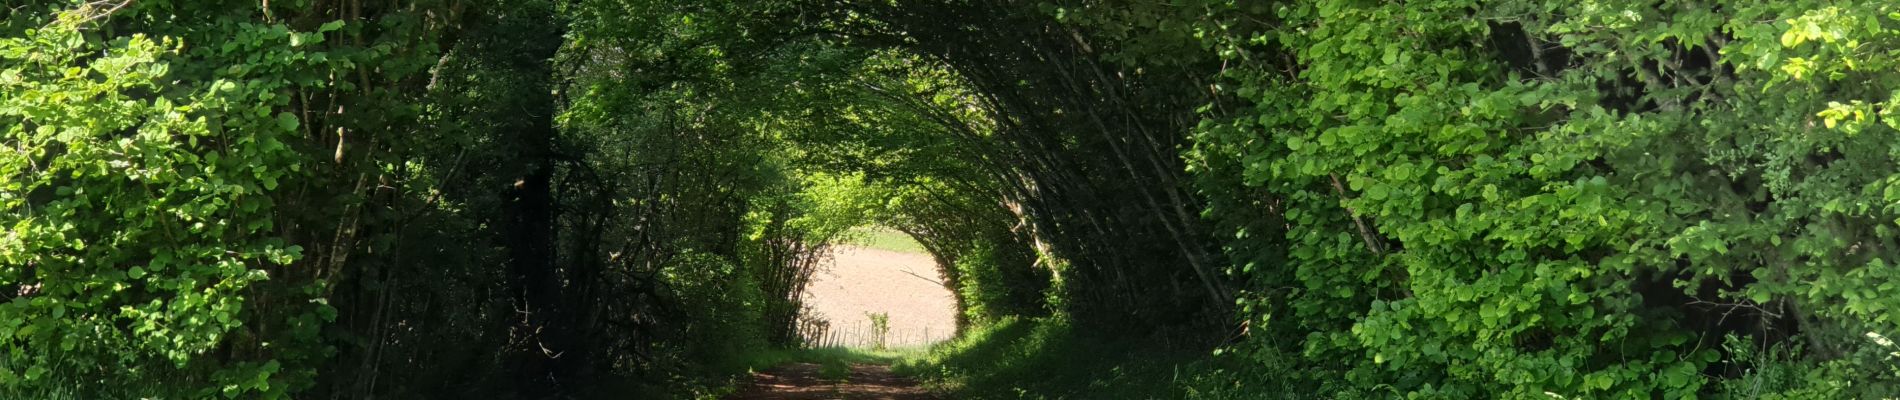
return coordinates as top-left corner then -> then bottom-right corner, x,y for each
3,2 -> 433,396
6,0 -> 1900,398
1181,1 -> 1900,397
1,0 -> 849,397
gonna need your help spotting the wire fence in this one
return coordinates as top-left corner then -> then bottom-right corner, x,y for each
796,316 -> 952,349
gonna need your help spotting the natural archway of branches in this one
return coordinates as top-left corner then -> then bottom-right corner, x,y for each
7,1 -> 1900,399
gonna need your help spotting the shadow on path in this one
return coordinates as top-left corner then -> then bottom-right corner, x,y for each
726,363 -> 937,400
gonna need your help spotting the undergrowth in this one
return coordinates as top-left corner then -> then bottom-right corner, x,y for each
896,317 -> 1260,399
742,346 -> 927,371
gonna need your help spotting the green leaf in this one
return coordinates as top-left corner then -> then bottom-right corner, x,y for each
1366,184 -> 1388,200
1749,290 -> 1772,304
276,112 -> 299,132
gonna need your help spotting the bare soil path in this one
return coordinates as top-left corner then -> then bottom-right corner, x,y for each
725,363 -> 937,400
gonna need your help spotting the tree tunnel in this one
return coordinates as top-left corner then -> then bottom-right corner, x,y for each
11,0 -> 1900,398
363,0 -> 1228,395
519,1 -> 1233,390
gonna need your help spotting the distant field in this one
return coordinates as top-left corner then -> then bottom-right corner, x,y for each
846,226 -> 926,254
804,242 -> 956,349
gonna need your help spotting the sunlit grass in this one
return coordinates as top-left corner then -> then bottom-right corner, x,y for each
740,346 -> 931,372
894,317 -> 1227,399
845,226 -> 927,254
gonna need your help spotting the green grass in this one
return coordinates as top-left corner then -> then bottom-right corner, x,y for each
743,347 -> 927,382
846,226 -> 927,254
738,346 -> 928,371
818,359 -> 852,381
891,317 -> 1317,399
698,319 -> 1287,399
893,317 -> 1216,400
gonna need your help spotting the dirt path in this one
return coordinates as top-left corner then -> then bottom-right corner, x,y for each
725,363 -> 937,400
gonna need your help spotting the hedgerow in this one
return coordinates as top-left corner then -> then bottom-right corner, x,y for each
1186,0 -> 1900,397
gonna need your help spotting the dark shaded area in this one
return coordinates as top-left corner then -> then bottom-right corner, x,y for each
729,363 -> 937,400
